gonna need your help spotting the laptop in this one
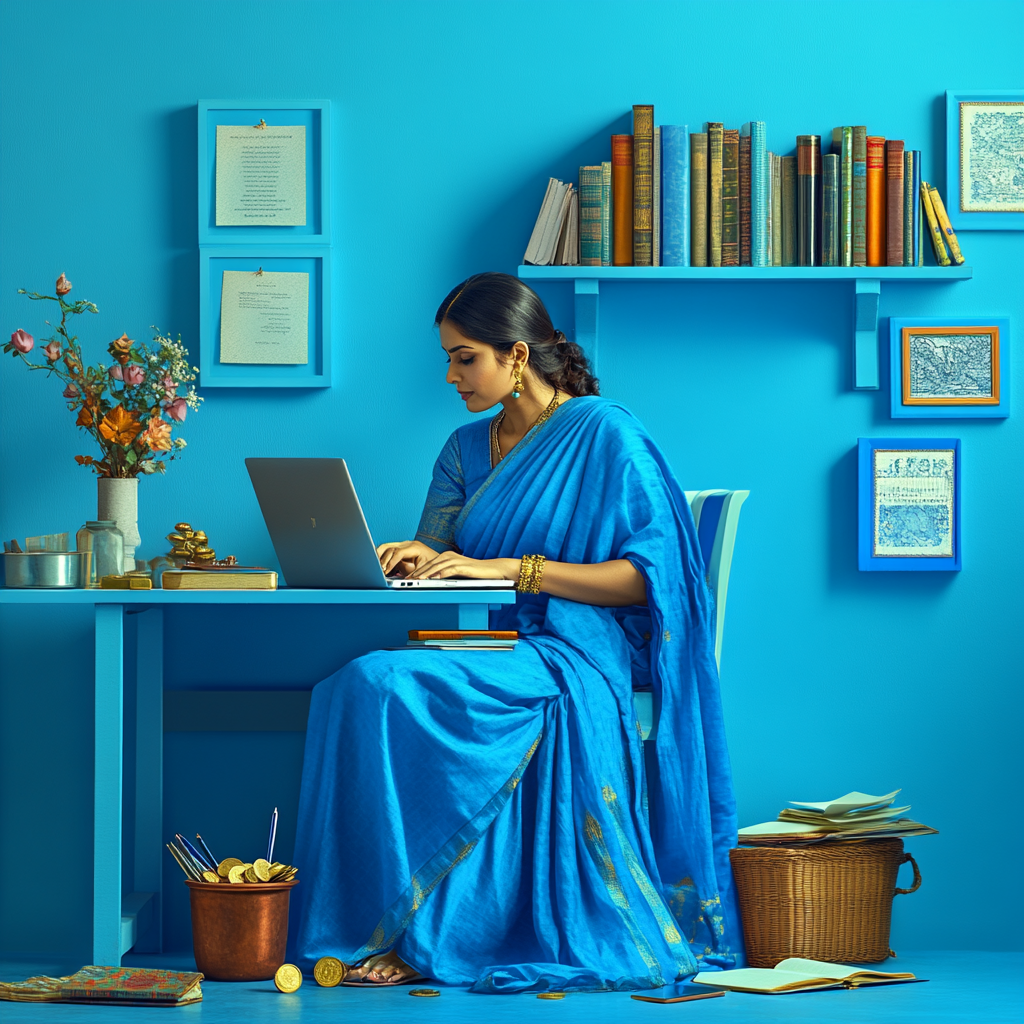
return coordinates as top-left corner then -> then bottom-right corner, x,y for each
245,457 -> 516,590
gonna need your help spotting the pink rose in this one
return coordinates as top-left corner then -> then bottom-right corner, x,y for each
108,364 -> 123,380
43,340 -> 62,362
63,382 -> 80,398
11,329 -> 33,353
164,397 -> 187,422
55,273 -> 72,296
122,365 -> 145,386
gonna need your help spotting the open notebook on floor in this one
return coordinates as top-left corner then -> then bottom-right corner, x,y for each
692,958 -> 923,994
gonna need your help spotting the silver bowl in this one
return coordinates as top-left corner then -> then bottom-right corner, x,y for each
3,551 -> 92,588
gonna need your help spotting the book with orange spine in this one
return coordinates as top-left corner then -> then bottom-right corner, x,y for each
611,134 -> 633,265
885,139 -> 905,266
865,136 -> 886,265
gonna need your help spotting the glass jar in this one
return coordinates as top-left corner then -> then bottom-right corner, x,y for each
76,520 -> 125,586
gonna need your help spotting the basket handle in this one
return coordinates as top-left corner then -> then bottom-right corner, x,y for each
894,852 -> 922,895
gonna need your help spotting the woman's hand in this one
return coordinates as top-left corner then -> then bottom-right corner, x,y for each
375,540 -> 447,578
405,550 -> 518,582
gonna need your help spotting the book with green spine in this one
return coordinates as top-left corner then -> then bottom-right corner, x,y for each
690,133 -> 708,266
852,126 -> 867,265
705,122 -> 724,267
721,128 -> 740,266
771,153 -> 783,266
839,127 -> 853,264
903,150 -> 915,265
579,165 -> 603,266
822,153 -> 839,265
600,161 -> 612,266
632,104 -> 654,266
782,155 -> 797,266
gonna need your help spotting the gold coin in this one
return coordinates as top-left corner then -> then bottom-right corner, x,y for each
409,989 -> 440,997
201,870 -> 220,884
268,863 -> 287,879
218,857 -> 243,878
253,858 -> 272,882
538,992 -> 566,999
274,964 -> 302,993
244,866 -> 259,883
228,865 -> 247,884
313,956 -> 346,987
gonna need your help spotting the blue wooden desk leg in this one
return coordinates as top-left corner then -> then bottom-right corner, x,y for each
457,603 -> 489,630
93,604 -> 124,966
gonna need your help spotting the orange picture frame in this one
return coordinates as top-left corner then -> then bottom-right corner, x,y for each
901,325 -> 1000,406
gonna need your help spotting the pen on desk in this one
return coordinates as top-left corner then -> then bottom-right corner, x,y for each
167,843 -> 201,881
267,807 -> 278,864
196,833 -> 218,870
176,834 -> 213,873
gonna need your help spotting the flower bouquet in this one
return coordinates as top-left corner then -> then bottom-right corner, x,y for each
5,272 -> 201,477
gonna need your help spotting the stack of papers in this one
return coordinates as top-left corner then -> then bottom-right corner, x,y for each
738,790 -> 938,846
381,630 -> 520,652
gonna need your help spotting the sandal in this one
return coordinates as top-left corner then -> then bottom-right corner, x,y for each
341,953 -> 425,987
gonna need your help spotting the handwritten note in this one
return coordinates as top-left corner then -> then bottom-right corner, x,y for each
216,125 -> 307,226
219,271 -> 309,364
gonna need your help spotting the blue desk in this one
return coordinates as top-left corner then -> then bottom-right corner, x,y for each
0,587 -> 515,966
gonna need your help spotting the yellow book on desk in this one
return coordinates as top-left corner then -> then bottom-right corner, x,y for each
693,958 -> 921,994
161,570 -> 278,591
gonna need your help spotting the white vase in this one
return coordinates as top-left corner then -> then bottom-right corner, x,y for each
97,477 -> 142,569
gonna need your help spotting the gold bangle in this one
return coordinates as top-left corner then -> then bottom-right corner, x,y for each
517,554 -> 545,595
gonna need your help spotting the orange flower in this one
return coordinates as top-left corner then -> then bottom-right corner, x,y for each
76,405 -> 94,427
109,333 -> 133,365
142,414 -> 172,451
98,404 -> 143,446
75,455 -> 95,465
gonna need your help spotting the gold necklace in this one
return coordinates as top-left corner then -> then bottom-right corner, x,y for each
491,388 -> 561,467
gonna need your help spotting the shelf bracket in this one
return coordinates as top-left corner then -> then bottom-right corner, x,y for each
574,278 -> 600,373
853,279 -> 881,390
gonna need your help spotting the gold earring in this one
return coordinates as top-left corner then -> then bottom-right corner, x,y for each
512,368 -> 524,399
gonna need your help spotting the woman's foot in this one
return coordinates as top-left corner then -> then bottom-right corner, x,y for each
347,950 -> 422,984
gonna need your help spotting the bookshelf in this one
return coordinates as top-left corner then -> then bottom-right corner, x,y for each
517,265 -> 974,390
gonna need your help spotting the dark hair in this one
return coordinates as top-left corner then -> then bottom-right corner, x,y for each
434,272 -> 600,397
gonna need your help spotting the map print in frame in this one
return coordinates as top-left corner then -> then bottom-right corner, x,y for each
960,102 -> 1024,213
873,449 -> 955,559
902,326 -> 999,406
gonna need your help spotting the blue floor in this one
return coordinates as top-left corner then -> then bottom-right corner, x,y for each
1,951 -> 1020,1022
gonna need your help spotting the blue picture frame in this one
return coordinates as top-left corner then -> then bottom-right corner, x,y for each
945,90 -> 1024,231
199,246 -> 331,388
858,438 -> 961,572
198,100 -> 331,244
890,317 -> 1010,418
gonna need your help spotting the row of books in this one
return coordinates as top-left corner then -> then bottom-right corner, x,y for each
524,106 -> 967,268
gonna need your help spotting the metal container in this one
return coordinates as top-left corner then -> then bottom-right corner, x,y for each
3,550 -> 92,588
186,879 -> 297,981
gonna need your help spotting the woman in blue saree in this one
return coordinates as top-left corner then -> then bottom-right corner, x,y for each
291,273 -> 741,992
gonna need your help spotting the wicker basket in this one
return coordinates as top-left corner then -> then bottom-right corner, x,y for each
729,839 -> 921,967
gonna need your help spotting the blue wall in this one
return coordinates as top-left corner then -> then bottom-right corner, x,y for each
1,0 -> 1021,958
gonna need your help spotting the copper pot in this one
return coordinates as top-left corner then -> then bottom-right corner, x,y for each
186,879 -> 298,981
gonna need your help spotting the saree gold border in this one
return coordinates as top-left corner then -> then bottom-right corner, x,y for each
581,809 -> 665,988
600,785 -> 696,976
353,732 -> 544,960
453,398 -> 578,542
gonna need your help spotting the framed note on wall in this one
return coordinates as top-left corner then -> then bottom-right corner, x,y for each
198,100 -> 331,243
890,317 -> 1010,419
857,438 -> 961,572
199,247 -> 331,387
945,90 -> 1024,231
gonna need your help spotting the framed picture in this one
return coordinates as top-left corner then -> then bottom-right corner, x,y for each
858,438 -> 961,572
890,317 -> 1009,418
945,90 -> 1024,231
198,247 -> 331,388
198,100 -> 331,244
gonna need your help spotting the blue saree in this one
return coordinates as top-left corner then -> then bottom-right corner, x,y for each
290,396 -> 741,991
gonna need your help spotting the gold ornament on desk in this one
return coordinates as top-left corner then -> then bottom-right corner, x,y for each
166,522 -> 218,565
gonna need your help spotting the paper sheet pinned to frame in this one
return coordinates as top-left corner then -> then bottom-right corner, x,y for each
216,124 -> 306,226
219,270 -> 309,365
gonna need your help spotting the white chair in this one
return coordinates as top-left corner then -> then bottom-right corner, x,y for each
634,489 -> 749,740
